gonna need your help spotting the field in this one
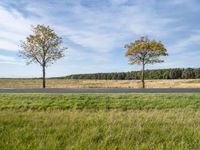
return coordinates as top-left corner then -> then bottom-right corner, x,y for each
0,79 -> 200,88
1,93 -> 200,149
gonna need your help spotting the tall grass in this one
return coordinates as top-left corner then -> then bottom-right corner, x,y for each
1,93 -> 200,149
1,110 -> 200,150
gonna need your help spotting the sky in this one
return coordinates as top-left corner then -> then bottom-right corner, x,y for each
0,0 -> 200,77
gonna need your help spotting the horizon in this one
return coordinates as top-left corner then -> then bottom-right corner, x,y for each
0,0 -> 200,77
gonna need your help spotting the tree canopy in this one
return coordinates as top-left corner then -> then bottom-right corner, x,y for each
19,24 -> 66,66
125,36 -> 168,65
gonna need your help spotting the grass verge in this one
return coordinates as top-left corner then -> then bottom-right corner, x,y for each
0,93 -> 200,110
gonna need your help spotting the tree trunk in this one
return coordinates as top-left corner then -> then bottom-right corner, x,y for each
141,61 -> 145,88
42,65 -> 46,88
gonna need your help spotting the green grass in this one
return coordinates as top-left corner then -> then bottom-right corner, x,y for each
0,93 -> 200,110
1,93 -> 200,149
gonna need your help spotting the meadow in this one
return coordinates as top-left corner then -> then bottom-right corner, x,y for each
0,79 -> 199,88
1,93 -> 200,149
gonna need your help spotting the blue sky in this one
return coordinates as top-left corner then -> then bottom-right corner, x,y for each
0,0 -> 200,77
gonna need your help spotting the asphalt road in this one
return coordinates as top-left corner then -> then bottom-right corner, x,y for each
0,88 -> 199,93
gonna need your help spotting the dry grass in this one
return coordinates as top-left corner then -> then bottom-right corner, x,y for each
0,79 -> 199,88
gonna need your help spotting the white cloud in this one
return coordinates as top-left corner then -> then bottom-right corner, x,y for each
0,1 -> 176,53
66,48 -> 111,62
0,5 -> 40,51
51,1 -> 175,53
168,31 -> 200,54
0,54 -> 22,65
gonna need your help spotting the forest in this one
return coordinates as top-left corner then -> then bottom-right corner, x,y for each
64,68 -> 200,80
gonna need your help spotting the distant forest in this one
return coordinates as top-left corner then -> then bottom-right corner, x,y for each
63,68 -> 200,80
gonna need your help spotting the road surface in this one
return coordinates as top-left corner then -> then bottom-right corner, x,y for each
0,88 -> 199,93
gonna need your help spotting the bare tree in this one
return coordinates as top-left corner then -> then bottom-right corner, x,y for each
125,36 -> 168,88
19,24 -> 67,88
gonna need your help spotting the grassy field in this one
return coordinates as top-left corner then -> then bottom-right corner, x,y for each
0,79 -> 200,88
1,93 -> 200,149
1,93 -> 200,110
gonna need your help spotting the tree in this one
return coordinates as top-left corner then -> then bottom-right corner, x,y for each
19,24 -> 67,88
169,68 -> 182,79
125,36 -> 168,88
182,68 -> 195,79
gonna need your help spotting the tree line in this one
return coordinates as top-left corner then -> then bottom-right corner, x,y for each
64,68 -> 200,80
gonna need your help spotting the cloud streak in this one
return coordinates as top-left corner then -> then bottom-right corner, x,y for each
0,54 -> 22,65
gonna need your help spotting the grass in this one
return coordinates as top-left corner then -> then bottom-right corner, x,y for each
1,93 -> 200,149
0,79 -> 199,88
0,93 -> 200,110
1,110 -> 200,150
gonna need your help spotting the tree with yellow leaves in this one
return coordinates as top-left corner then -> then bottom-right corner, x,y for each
125,36 -> 168,88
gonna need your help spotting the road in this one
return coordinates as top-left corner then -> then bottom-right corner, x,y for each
0,88 -> 199,93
